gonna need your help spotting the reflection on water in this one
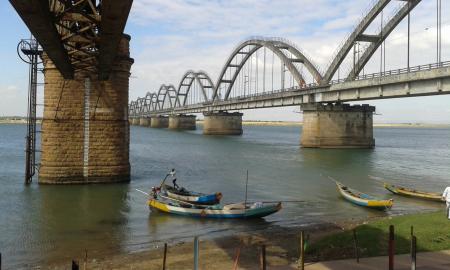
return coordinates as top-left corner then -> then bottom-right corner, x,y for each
0,124 -> 449,267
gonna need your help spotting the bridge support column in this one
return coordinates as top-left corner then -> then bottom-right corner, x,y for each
202,111 -> 243,135
150,116 -> 168,128
131,117 -> 140,125
139,117 -> 150,126
39,35 -> 133,184
168,114 -> 196,130
300,103 -> 375,148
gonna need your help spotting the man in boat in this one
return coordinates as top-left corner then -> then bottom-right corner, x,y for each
443,186 -> 450,219
172,178 -> 180,190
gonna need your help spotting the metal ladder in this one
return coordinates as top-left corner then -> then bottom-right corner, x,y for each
18,37 -> 43,185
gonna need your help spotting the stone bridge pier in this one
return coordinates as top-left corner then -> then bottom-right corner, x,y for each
300,103 -> 375,148
150,115 -> 169,128
39,35 -> 133,184
202,111 -> 243,135
168,114 -> 196,130
139,117 -> 151,126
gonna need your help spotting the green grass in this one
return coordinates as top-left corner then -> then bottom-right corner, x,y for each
307,211 -> 450,261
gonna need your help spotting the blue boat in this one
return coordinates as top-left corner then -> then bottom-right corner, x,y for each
162,183 -> 222,205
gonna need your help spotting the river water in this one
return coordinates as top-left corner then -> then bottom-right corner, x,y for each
0,124 -> 449,268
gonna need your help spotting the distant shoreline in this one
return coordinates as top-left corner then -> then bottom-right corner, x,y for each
2,118 -> 449,128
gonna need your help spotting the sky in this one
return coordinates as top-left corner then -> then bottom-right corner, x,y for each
1,0 -> 449,123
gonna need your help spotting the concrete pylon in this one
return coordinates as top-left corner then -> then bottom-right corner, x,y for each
168,114 -> 196,130
139,117 -> 150,126
131,117 -> 140,125
150,116 -> 169,128
39,35 -> 134,184
300,103 -> 375,148
202,111 -> 243,135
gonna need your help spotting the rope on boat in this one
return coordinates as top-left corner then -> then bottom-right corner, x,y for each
135,189 -> 149,196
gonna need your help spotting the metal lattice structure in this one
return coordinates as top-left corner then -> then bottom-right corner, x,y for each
10,0 -> 133,79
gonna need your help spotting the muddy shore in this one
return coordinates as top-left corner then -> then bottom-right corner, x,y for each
40,218 -> 366,270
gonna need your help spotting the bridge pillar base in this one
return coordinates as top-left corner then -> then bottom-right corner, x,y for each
202,111 -> 243,135
301,103 -> 375,148
168,114 -> 196,130
38,35 -> 133,184
131,118 -> 140,125
150,116 -> 169,128
139,117 -> 150,126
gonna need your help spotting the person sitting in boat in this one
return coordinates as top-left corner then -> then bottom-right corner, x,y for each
443,186 -> 450,219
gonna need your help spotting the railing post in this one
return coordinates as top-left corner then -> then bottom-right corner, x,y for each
233,244 -> 241,270
193,236 -> 199,270
353,229 -> 360,263
299,231 -> 305,270
72,260 -> 79,270
389,225 -> 395,270
162,243 -> 167,270
260,245 -> 266,270
411,235 -> 417,270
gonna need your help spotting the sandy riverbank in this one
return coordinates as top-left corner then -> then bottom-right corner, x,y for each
41,218 -> 366,270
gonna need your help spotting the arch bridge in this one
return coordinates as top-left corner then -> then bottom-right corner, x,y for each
131,0 -> 449,147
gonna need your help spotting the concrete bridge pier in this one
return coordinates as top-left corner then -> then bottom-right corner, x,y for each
168,114 -> 196,130
131,117 -> 140,125
300,103 -> 375,148
150,115 -> 169,128
139,117 -> 150,126
202,111 -> 243,135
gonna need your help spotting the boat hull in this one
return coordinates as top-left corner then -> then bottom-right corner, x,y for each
336,182 -> 393,210
165,189 -> 221,205
148,199 -> 282,219
163,184 -> 222,205
384,183 -> 444,202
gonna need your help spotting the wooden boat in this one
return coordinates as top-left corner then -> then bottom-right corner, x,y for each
384,183 -> 444,202
335,181 -> 393,210
162,184 -> 222,205
148,195 -> 282,219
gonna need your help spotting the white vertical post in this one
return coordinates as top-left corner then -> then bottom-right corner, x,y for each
83,77 -> 90,179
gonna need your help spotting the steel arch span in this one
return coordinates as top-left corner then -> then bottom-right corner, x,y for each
157,84 -> 178,110
323,0 -> 422,82
212,37 -> 323,101
175,70 -> 215,107
142,92 -> 158,113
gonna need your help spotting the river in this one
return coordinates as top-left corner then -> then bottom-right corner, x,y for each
0,124 -> 449,268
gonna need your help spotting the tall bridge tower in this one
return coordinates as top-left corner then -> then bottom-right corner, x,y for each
11,0 -> 133,184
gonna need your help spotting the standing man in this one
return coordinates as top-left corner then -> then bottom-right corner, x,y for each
443,186 -> 450,219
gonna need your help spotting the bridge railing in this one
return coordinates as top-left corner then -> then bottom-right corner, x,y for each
329,61 -> 450,84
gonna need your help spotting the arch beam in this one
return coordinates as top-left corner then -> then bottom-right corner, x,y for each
347,0 -> 422,80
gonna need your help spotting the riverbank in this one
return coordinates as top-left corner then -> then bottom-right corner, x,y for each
41,210 -> 447,269
197,120 -> 450,128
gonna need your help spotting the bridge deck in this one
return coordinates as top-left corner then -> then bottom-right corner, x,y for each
141,64 -> 450,116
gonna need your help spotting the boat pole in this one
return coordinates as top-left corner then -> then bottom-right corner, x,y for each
244,170 -> 249,207
194,236 -> 199,270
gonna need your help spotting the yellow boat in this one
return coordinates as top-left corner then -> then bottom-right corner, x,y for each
384,183 -> 444,203
335,181 -> 393,210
